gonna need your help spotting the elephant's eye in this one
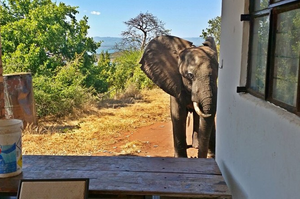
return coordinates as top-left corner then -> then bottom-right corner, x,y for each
186,72 -> 194,80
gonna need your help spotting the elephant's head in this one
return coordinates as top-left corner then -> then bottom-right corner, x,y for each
178,40 -> 218,117
139,35 -> 218,118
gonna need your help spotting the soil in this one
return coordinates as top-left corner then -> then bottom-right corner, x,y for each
93,120 -> 199,158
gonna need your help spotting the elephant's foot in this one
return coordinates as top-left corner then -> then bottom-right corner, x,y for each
198,150 -> 215,158
197,147 -> 209,158
174,148 -> 187,158
208,149 -> 215,159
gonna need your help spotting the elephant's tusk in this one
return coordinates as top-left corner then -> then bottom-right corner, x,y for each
193,102 -> 211,118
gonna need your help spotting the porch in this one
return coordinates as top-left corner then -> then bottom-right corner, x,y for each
0,155 -> 231,199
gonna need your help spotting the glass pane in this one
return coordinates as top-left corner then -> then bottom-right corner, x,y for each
273,9 -> 300,106
254,0 -> 269,11
250,16 -> 269,94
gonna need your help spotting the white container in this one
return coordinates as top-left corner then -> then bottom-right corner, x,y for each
0,119 -> 23,178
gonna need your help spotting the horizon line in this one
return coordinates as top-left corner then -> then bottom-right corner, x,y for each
92,36 -> 203,38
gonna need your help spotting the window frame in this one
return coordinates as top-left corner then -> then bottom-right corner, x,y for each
247,0 -> 300,116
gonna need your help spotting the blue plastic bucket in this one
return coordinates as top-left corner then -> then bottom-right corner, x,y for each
0,119 -> 23,178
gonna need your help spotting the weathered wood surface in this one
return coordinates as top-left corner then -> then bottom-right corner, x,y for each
0,155 -> 231,198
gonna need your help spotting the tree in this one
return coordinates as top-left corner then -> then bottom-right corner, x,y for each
0,0 -> 101,75
117,12 -> 171,51
111,50 -> 142,90
0,0 -> 103,117
200,16 -> 221,47
95,51 -> 116,93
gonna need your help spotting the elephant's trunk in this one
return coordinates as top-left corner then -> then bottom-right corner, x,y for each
192,76 -> 217,117
193,77 -> 217,158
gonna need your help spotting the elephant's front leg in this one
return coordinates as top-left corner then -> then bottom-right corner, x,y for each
170,96 -> 188,157
209,121 -> 216,158
198,116 -> 215,158
193,113 -> 216,158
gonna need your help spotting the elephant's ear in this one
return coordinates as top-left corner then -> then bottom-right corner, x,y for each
202,36 -> 218,59
139,35 -> 193,98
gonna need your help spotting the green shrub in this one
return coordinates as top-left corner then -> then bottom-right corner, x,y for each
130,65 -> 155,89
33,62 -> 93,117
110,50 -> 154,92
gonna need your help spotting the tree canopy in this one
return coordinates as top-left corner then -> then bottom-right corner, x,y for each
200,16 -> 221,47
117,12 -> 171,51
0,0 -> 101,75
0,0 -> 102,117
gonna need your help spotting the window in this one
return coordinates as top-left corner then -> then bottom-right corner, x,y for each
248,0 -> 300,115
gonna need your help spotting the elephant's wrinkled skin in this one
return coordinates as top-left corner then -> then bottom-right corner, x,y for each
139,35 -> 218,158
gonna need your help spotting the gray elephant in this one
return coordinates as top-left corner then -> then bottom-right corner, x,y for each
139,35 -> 218,158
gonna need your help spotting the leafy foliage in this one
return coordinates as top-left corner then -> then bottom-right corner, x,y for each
200,16 -> 221,51
111,50 -> 154,91
0,0 -> 101,117
94,51 -> 115,93
0,2 -> 160,117
0,0 -> 100,75
33,57 -> 92,117
95,49 -> 155,98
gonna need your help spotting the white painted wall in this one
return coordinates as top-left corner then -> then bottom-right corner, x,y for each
216,0 -> 300,198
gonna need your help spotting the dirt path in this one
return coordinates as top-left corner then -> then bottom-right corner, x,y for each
94,120 -> 199,158
126,121 -> 174,157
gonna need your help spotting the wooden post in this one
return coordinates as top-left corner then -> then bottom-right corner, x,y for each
0,28 -> 5,119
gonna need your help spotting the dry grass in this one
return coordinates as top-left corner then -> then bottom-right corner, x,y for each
22,88 -> 170,155
119,140 -> 146,155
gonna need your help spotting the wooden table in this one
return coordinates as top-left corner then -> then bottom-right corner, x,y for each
0,155 -> 231,198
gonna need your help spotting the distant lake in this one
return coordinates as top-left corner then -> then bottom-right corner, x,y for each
94,36 -> 204,54
94,37 -> 122,54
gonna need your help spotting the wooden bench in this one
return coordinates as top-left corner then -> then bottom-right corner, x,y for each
0,155 -> 231,198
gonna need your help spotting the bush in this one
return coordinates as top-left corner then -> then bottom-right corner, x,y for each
110,50 -> 155,92
33,62 -> 93,117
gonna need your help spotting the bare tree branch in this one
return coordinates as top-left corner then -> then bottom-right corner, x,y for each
117,12 -> 171,51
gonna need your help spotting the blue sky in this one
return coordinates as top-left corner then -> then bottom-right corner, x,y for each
60,0 -> 222,38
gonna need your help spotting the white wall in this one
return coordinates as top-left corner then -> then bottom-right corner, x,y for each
216,0 -> 300,198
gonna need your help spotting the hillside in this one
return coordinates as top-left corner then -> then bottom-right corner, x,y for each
94,36 -> 204,54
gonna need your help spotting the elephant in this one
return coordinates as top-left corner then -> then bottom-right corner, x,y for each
139,35 -> 218,158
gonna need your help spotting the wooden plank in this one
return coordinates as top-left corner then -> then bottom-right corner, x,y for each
1,170 -> 230,197
0,155 -> 231,198
22,155 -> 222,175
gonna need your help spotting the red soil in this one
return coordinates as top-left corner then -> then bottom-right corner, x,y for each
94,121 -> 199,158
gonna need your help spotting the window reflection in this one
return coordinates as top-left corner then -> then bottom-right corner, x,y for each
250,16 -> 269,94
273,9 -> 300,106
254,0 -> 268,11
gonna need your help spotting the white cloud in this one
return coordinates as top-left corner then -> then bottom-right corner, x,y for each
91,11 -> 101,15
